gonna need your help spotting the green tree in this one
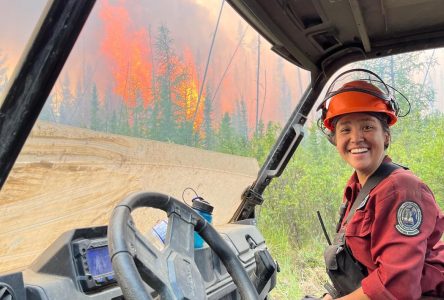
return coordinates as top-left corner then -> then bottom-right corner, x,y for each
131,89 -> 148,138
109,111 -> 119,135
216,112 -> 238,154
202,86 -> 214,149
90,83 -> 101,131
111,100 -> 131,136
153,25 -> 179,142
234,98 -> 248,144
58,73 -> 74,124
250,121 -> 278,164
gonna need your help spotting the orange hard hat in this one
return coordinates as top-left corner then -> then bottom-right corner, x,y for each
321,79 -> 398,131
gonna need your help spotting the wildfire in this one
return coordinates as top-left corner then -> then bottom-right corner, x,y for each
176,48 -> 205,130
90,0 -> 311,135
1,0 -> 310,133
99,0 -> 205,131
99,0 -> 152,109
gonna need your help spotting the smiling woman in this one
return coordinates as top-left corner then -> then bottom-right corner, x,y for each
334,113 -> 389,185
318,69 -> 444,300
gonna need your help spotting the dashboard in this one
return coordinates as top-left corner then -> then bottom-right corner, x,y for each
0,224 -> 276,299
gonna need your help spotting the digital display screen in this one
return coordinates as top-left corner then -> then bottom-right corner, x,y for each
85,246 -> 113,277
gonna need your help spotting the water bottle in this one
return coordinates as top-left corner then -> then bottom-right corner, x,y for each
192,196 -> 214,248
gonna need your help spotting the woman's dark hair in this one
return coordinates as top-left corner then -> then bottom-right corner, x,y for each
330,112 -> 391,150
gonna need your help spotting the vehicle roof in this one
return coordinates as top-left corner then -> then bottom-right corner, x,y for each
226,0 -> 444,76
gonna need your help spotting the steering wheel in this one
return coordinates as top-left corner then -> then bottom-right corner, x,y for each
108,192 -> 259,300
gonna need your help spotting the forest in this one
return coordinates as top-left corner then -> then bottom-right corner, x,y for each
1,21 -> 443,298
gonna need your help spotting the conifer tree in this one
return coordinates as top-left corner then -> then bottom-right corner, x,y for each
216,112 -> 237,154
58,73 -> 74,124
202,86 -> 214,149
154,25 -> 178,142
110,111 -> 119,135
90,83 -> 101,131
235,98 -> 248,143
132,89 -> 147,138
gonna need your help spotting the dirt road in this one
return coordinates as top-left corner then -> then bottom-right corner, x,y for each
0,121 -> 259,273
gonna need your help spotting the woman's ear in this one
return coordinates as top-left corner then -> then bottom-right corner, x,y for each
328,133 -> 336,146
384,132 -> 390,148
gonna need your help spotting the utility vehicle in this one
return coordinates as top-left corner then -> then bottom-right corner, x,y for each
0,0 -> 443,299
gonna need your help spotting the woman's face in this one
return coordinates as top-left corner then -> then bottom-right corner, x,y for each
334,112 -> 389,183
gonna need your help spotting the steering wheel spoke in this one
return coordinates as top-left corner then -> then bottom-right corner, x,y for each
108,192 -> 259,300
129,232 -> 181,298
159,209 -> 208,299
164,204 -> 196,257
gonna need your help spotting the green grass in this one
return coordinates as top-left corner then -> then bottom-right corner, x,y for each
258,215 -> 329,299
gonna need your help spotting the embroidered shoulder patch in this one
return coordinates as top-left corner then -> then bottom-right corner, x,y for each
395,201 -> 422,236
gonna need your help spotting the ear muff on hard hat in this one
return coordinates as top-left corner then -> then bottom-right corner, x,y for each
317,69 -> 400,132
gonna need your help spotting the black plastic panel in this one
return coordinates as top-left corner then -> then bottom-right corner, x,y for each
0,272 -> 26,300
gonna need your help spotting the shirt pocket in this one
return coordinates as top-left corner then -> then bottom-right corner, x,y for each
345,208 -> 373,237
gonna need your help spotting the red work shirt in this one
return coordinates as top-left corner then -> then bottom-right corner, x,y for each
340,158 -> 444,299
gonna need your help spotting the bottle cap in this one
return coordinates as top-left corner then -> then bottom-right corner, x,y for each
192,197 -> 213,214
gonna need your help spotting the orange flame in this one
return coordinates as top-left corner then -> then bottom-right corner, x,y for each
175,48 -> 205,130
99,0 -> 152,109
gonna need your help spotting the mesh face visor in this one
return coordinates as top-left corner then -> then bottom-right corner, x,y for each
324,69 -> 393,103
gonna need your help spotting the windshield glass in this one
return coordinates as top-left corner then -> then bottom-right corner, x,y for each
0,0 -> 310,273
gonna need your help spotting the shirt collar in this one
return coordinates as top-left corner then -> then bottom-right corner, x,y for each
343,155 -> 392,202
